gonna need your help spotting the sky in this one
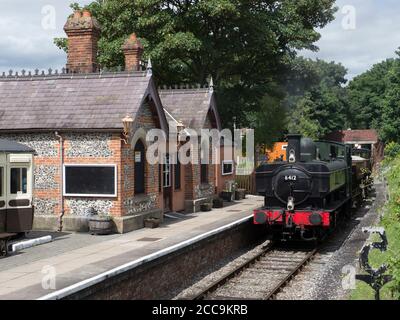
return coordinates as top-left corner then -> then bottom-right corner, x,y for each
0,0 -> 399,81
301,0 -> 400,80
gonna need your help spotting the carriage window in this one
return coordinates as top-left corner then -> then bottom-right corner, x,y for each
64,165 -> 116,197
10,167 -> 27,194
0,167 -> 3,197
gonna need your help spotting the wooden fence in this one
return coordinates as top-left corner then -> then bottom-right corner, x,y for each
235,172 -> 256,195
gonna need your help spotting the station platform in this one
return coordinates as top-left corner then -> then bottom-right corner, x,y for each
0,196 -> 263,300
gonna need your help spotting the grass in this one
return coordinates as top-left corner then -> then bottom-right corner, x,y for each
350,222 -> 400,300
350,158 -> 400,300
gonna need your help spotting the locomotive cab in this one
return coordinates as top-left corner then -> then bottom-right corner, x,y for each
0,140 -> 35,236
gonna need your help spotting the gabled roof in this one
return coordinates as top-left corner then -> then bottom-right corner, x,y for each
325,129 -> 379,144
0,72 -> 168,132
159,88 -> 222,131
0,139 -> 35,153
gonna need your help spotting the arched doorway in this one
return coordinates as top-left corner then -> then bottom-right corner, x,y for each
134,139 -> 146,194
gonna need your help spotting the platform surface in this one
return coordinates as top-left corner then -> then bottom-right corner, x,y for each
0,196 -> 263,300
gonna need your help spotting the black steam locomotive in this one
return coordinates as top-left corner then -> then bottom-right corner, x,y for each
253,134 -> 369,241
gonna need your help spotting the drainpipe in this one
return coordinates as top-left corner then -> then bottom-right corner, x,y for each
55,132 -> 64,232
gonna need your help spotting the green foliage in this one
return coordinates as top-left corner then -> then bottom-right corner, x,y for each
351,155 -> 400,300
381,156 -> 400,298
384,142 -> 400,162
285,58 -> 349,138
380,54 -> 400,143
247,92 -> 287,148
388,252 -> 400,299
347,51 -> 400,144
58,0 -> 337,142
53,38 -> 68,53
347,59 -> 394,130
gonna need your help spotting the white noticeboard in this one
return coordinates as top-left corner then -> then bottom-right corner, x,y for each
135,151 -> 141,163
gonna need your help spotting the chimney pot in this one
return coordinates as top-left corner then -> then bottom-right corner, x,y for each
122,33 -> 144,72
64,9 -> 101,74
74,10 -> 82,19
130,33 -> 137,41
82,10 -> 91,18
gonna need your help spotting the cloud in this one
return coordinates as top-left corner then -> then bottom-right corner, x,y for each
301,0 -> 400,80
0,0 -> 398,80
0,0 -> 92,72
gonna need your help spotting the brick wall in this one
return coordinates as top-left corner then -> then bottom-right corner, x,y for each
123,101 -> 162,215
66,33 -> 100,73
0,132 -> 121,218
183,113 -> 218,209
63,220 -> 265,300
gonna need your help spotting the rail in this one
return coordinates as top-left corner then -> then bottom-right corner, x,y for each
189,242 -> 275,300
189,243 -> 319,300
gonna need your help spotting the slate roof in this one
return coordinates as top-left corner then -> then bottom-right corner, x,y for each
159,89 -> 221,130
0,72 -> 167,132
0,139 -> 35,153
325,129 -> 379,143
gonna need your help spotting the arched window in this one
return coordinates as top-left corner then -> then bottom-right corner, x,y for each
134,139 -> 146,194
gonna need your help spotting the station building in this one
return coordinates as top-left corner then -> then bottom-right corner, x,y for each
0,10 -> 235,233
324,129 -> 384,168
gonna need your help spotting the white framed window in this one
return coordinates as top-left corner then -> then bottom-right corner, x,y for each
282,144 -> 288,150
163,155 -> 171,188
63,164 -> 117,197
0,166 -> 4,199
10,167 -> 28,194
5,154 -> 33,206
222,160 -> 234,176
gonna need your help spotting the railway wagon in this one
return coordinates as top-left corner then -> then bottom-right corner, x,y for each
253,134 -> 369,241
0,139 -> 35,255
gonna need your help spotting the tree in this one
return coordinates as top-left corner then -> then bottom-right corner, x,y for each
347,59 -> 395,130
285,58 -> 349,138
57,0 -> 337,136
247,84 -> 287,147
381,53 -> 400,143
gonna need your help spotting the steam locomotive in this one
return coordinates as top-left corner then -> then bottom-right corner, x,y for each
253,134 -> 371,241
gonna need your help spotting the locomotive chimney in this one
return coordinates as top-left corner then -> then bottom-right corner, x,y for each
287,134 -> 302,163
64,9 -> 101,73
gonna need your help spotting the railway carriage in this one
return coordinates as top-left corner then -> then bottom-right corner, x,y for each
0,139 -> 35,253
253,134 -> 370,241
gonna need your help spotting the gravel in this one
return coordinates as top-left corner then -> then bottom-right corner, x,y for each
277,182 -> 386,300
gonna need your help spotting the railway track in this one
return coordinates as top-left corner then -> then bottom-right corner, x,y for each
189,243 -> 318,300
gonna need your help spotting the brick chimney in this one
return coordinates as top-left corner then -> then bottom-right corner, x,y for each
122,33 -> 144,71
64,10 -> 101,73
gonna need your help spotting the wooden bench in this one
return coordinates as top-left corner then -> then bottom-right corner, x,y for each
0,233 -> 17,257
